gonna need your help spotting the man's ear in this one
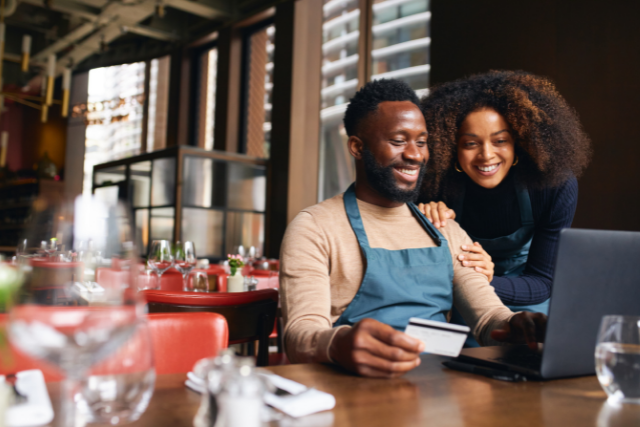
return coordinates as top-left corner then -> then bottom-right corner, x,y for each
348,136 -> 364,160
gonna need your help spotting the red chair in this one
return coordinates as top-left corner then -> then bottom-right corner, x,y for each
215,274 -> 228,292
203,265 -> 228,292
140,289 -> 278,367
147,312 -> 228,374
156,269 -> 184,291
95,267 -> 131,290
205,265 -> 227,275
0,311 -> 229,379
251,270 -> 279,290
96,268 -> 184,292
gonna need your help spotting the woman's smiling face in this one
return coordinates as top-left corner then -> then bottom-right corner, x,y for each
457,108 -> 516,189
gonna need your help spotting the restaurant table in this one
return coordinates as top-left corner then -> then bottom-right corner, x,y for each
44,354 -> 640,427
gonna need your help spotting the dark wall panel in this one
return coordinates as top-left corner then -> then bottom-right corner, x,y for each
430,0 -> 640,231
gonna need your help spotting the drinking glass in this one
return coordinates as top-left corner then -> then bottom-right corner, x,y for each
16,238 -> 28,256
44,238 -> 58,258
187,271 -> 210,292
77,319 -> 155,425
147,240 -> 174,284
174,241 -> 197,291
595,315 -> 640,404
8,195 -> 148,427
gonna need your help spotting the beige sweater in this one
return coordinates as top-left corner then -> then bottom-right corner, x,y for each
280,193 -> 514,364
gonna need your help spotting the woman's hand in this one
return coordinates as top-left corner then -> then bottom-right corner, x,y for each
490,312 -> 547,350
458,242 -> 494,282
417,201 -> 456,228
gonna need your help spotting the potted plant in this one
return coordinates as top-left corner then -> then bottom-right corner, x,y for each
227,254 -> 245,293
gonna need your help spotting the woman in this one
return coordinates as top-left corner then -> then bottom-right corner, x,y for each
418,71 -> 591,345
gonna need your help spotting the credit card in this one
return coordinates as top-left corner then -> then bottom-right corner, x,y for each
404,317 -> 470,357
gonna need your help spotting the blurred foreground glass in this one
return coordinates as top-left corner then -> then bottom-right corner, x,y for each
174,241 -> 197,291
147,240 -> 174,282
596,315 -> 640,404
78,320 -> 155,425
7,195 -> 147,427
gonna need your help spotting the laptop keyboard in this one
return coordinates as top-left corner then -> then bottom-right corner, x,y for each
490,347 -> 543,370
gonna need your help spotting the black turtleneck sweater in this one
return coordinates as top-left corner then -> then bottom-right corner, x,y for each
449,173 -> 578,306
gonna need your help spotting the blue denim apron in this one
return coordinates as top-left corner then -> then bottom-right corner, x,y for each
334,184 -> 454,331
450,184 -> 549,347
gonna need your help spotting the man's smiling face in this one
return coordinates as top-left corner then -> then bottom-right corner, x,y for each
356,101 -> 429,203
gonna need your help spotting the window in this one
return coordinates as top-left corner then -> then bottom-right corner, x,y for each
179,156 -> 266,258
82,58 -> 173,196
84,62 -> 146,196
371,0 -> 430,95
240,21 -> 275,159
318,0 -> 360,201
147,56 -> 171,152
318,0 -> 431,201
196,47 -> 218,150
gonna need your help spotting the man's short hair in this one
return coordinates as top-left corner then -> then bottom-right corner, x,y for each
343,78 -> 420,137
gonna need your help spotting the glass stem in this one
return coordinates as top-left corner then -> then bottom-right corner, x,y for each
59,377 -> 84,427
182,273 -> 188,291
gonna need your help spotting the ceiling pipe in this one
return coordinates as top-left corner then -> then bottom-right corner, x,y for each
121,24 -> 179,41
20,0 -> 100,21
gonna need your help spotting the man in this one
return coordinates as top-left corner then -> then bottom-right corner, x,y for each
280,79 -> 546,378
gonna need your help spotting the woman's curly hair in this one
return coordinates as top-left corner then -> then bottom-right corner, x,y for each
419,70 -> 592,201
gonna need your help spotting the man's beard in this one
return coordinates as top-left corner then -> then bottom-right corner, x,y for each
361,145 -> 427,204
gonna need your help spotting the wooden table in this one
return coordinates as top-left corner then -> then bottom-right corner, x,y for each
46,354 -> 640,426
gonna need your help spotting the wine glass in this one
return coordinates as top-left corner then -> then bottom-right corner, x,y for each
174,241 -> 196,291
77,319 -> 155,424
8,195 -> 148,427
44,238 -> 58,258
147,240 -> 174,285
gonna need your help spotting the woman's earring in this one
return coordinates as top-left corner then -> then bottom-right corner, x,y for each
455,162 -> 463,173
512,155 -> 519,167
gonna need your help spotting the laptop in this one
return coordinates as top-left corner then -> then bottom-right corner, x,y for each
454,228 -> 640,380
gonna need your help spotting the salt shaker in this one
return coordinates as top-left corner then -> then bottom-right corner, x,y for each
215,358 -> 264,427
194,350 -> 236,427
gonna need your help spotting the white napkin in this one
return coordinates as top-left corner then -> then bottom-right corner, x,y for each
184,371 -> 335,418
263,387 -> 335,418
1,370 -> 54,427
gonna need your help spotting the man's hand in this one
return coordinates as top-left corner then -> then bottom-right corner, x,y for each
417,201 -> 456,228
490,312 -> 547,350
329,318 -> 425,378
458,242 -> 494,282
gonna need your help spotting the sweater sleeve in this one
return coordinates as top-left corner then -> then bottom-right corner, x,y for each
279,211 -> 350,364
443,220 -> 515,345
491,177 -> 578,305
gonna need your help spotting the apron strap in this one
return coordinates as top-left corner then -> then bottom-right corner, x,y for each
408,202 -> 443,246
516,187 -> 534,227
344,184 -> 371,249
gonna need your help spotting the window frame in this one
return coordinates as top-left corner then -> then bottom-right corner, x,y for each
189,40 -> 219,149
238,17 -> 276,157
